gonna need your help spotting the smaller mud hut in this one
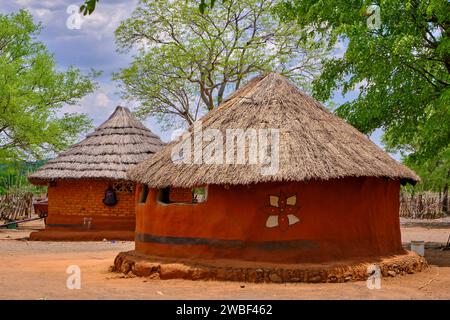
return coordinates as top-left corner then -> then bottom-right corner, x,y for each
28,106 -> 164,241
114,73 -> 427,282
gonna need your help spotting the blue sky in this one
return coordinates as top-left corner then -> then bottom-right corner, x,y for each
1,0 -> 389,154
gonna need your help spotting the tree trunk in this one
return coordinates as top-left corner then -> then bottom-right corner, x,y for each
443,169 -> 450,215
443,183 -> 449,215
418,194 -> 424,218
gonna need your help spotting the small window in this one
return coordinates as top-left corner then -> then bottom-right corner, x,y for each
157,186 -> 208,204
159,187 -> 171,203
113,181 -> 134,193
138,184 -> 149,204
192,187 -> 207,203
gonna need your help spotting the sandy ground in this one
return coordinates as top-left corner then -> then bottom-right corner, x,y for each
0,219 -> 449,300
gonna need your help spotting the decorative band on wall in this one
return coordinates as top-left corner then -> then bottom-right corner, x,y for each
46,223 -> 81,228
135,233 -> 319,250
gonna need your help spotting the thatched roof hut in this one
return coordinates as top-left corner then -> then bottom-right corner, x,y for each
28,106 -> 164,241
29,106 -> 164,184
129,73 -> 419,187
121,73 -> 420,265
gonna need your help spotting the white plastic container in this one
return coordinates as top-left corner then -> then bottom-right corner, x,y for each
411,240 -> 425,256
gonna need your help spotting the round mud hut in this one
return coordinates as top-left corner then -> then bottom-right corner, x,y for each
115,73 -> 426,282
28,106 -> 164,241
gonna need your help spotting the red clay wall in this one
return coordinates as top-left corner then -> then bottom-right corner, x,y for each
46,179 -> 135,231
135,177 -> 404,263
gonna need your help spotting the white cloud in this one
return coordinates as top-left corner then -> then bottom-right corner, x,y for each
77,1 -> 138,40
59,84 -> 116,122
94,92 -> 111,107
11,0 -> 137,42
16,0 -> 58,9
32,8 -> 52,20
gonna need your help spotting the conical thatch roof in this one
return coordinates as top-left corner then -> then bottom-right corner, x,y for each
29,106 -> 164,184
128,73 -> 419,188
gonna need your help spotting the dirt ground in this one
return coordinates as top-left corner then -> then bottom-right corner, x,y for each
0,218 -> 449,300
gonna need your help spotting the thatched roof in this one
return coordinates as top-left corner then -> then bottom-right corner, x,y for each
29,106 -> 164,184
128,73 -> 419,188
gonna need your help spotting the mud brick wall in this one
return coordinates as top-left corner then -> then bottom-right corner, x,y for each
46,179 -> 135,231
134,177 -> 403,263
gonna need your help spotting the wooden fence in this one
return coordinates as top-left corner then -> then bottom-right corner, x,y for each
400,192 -> 448,219
0,192 -> 34,221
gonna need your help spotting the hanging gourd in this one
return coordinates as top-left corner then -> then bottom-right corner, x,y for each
103,186 -> 118,206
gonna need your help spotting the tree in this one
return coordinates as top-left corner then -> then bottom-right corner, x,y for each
115,59 -> 203,128
0,160 -> 46,195
114,0 -> 328,126
0,10 -> 98,162
275,0 -> 449,181
404,148 -> 450,213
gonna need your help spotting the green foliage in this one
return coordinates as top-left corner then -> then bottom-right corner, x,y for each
403,146 -> 450,193
0,161 -> 47,195
80,0 -> 99,16
276,0 -> 450,189
0,10 -> 98,162
114,0 -> 329,127
198,0 -> 220,14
